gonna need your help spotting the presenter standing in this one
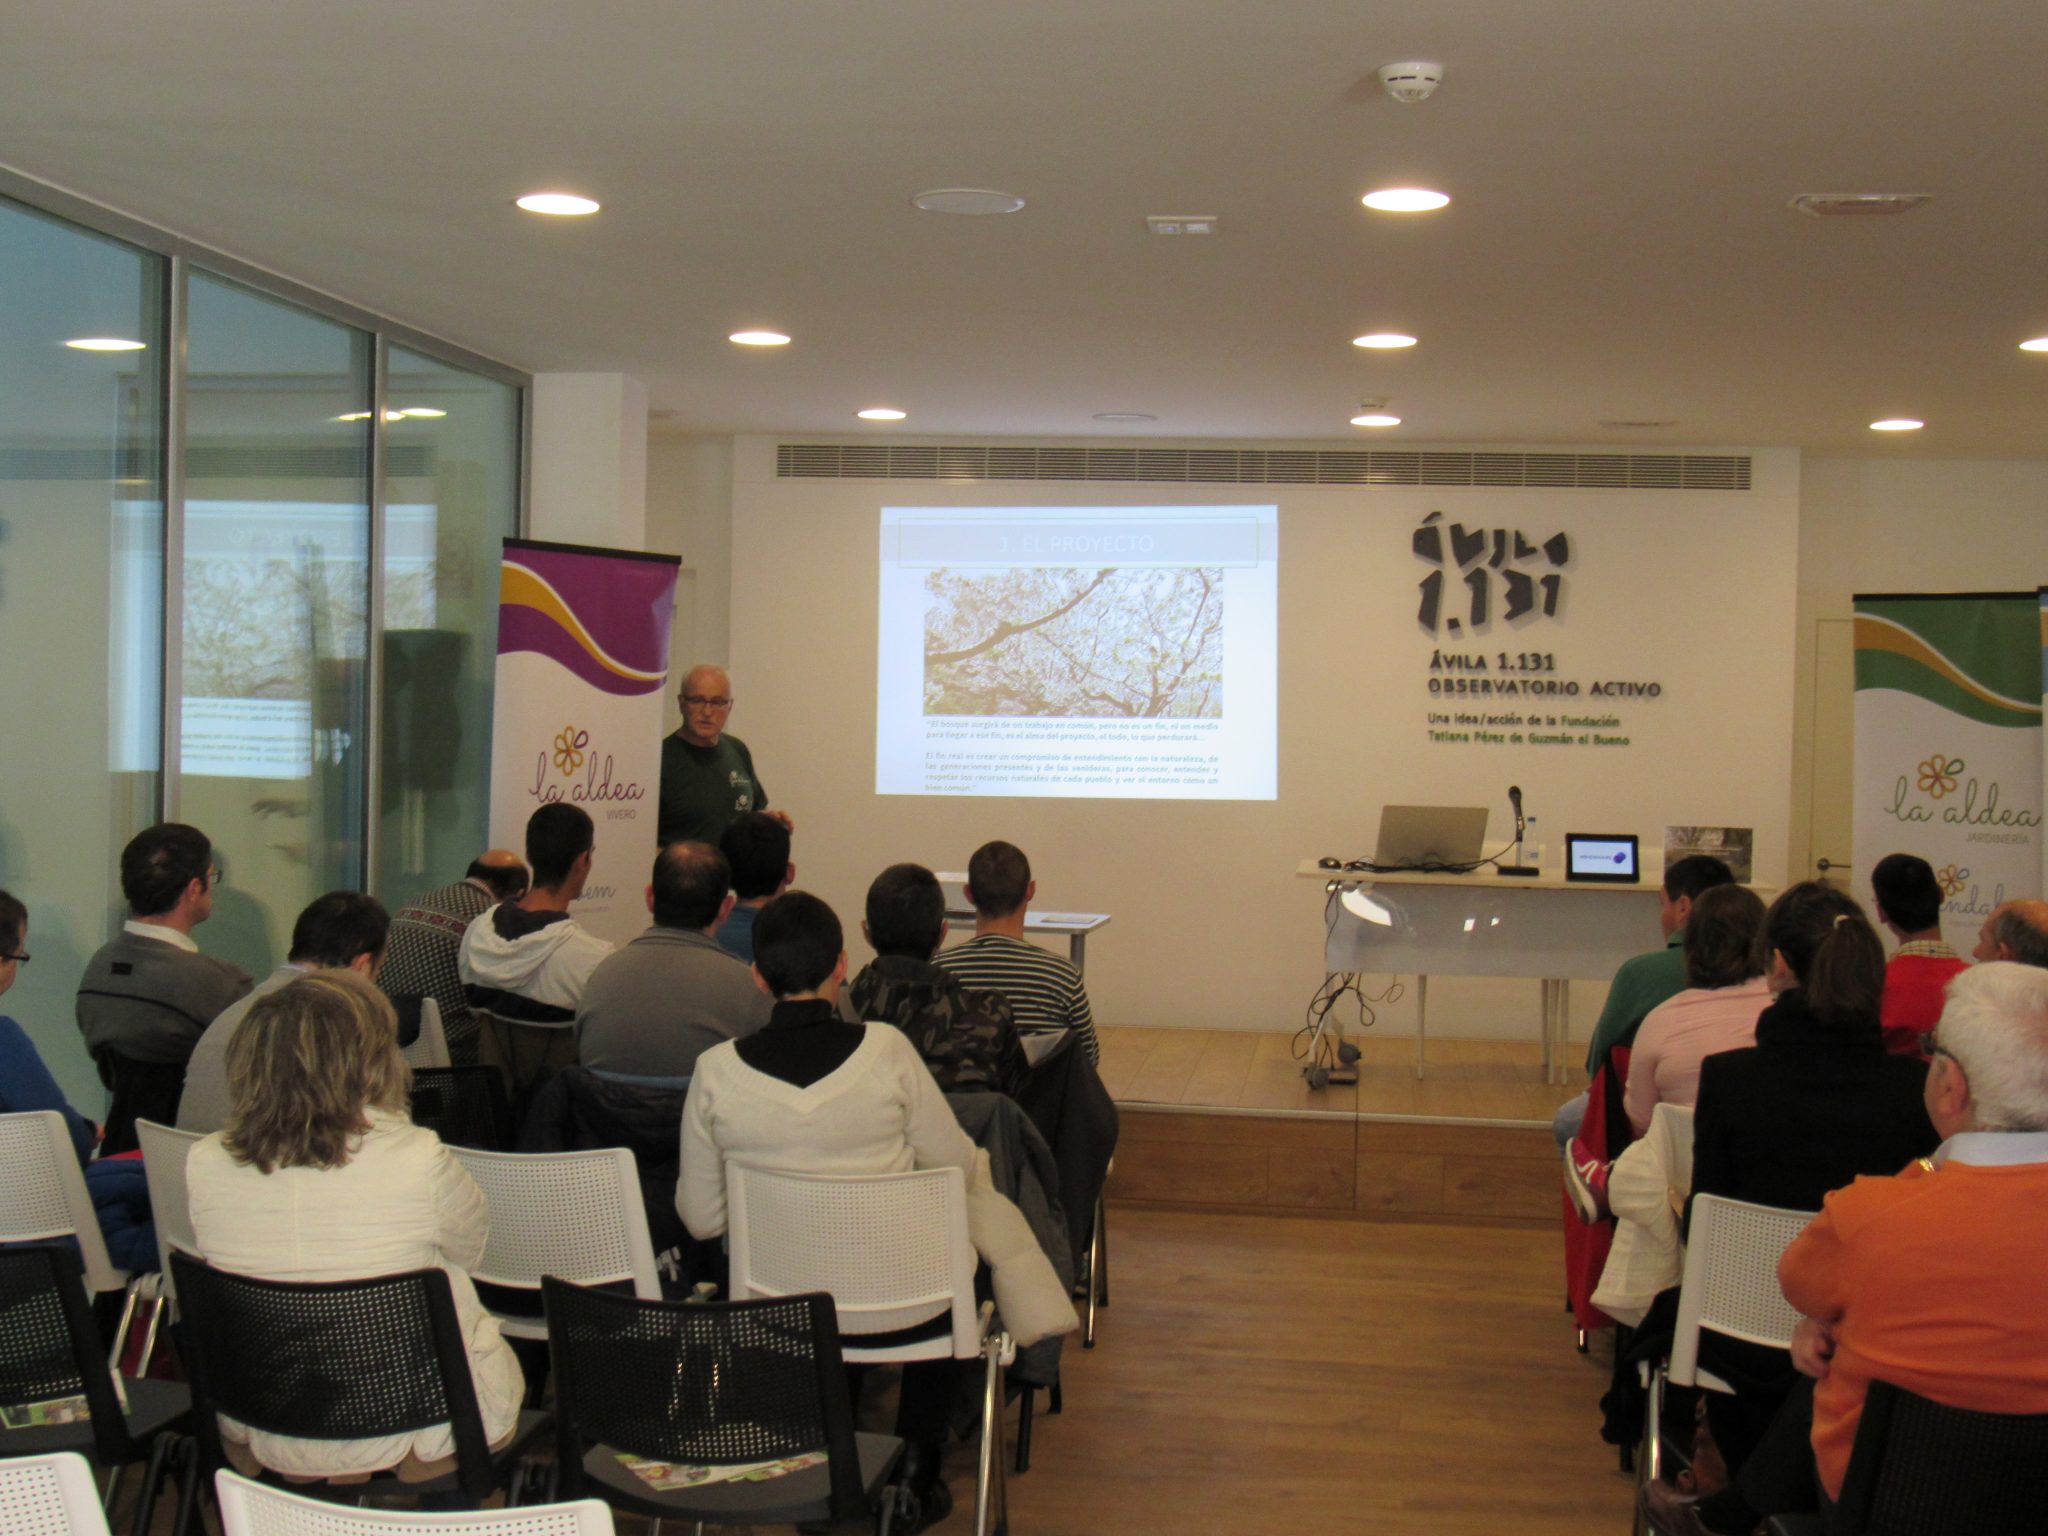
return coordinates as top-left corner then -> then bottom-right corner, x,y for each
658,665 -> 791,845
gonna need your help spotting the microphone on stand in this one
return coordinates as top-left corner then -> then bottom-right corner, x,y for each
1500,783 -> 1538,875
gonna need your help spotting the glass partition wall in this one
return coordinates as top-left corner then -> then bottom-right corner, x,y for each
0,187 -> 522,1105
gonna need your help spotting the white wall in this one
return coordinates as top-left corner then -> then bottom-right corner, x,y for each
645,435 -> 736,737
705,437 -> 1800,1037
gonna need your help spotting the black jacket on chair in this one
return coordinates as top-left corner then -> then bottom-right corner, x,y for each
521,1064 -> 701,1290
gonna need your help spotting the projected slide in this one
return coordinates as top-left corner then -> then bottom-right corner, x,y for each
876,505 -> 1277,799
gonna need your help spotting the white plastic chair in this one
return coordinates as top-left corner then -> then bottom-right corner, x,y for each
0,1109 -> 135,1364
0,1451 -> 113,1536
132,1117 -> 205,1371
214,1468 -> 615,1534
726,1162 -> 1013,1536
402,995 -> 452,1070
1639,1193 -> 1814,1492
134,1119 -> 203,1287
446,1146 -> 660,1341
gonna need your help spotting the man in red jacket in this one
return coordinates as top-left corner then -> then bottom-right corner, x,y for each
1870,853 -> 1967,1057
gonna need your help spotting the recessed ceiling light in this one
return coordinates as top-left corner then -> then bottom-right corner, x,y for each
399,406 -> 447,418
515,192 -> 600,216
2020,337 -> 2048,352
382,410 -> 407,423
1361,188 -> 1450,213
1353,332 -> 1418,349
1869,418 -> 1924,432
856,408 -> 907,421
65,337 -> 146,351
1599,419 -> 1678,430
1350,413 -> 1402,427
728,330 -> 791,347
334,411 -> 372,422
911,188 -> 1026,215
1092,412 -> 1157,424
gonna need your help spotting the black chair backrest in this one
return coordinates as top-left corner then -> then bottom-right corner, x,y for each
169,1250 -> 496,1500
1835,1378 -> 2048,1536
0,1244 -> 134,1465
542,1276 -> 866,1520
410,1066 -> 512,1151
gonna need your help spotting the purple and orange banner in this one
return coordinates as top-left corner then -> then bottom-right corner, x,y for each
488,539 -> 681,946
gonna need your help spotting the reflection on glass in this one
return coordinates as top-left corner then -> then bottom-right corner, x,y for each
181,272 -> 371,976
0,196 -> 165,1108
377,348 -> 520,909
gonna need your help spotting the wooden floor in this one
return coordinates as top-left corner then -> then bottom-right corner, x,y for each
1098,1026 -> 1587,1125
138,1206 -> 1628,1536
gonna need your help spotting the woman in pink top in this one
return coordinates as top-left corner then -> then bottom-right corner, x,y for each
1624,884 -> 1771,1135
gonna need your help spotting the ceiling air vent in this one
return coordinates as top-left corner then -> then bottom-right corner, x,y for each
1789,193 -> 1932,217
776,443 -> 1752,491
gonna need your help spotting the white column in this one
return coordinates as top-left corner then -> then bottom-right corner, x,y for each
528,372 -> 649,551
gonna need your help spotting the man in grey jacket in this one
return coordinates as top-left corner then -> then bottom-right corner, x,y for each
576,842 -> 771,1081
75,822 -> 250,1151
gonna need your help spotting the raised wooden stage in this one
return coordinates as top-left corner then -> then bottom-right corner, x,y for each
1098,1027 -> 1577,1226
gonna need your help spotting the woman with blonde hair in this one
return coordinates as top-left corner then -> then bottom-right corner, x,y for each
186,968 -> 522,1480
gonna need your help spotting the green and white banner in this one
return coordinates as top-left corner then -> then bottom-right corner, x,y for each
1853,594 -> 2042,952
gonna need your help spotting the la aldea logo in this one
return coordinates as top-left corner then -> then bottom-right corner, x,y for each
553,726 -> 589,776
528,722 -> 645,807
1884,749 -> 2039,834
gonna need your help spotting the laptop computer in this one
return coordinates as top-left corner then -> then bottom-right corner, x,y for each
1371,805 -> 1490,870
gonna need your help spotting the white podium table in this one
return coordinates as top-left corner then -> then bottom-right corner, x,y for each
1297,860 -> 1664,1082
943,909 -> 1111,973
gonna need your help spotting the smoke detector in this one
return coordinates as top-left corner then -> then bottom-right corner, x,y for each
1378,62 -> 1444,103
1789,193 -> 1932,218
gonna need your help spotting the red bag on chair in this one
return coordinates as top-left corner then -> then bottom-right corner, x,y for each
1562,1044 -> 1634,1332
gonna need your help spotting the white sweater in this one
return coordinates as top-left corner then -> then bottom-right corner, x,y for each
676,1023 -> 976,1240
187,1110 -> 525,1476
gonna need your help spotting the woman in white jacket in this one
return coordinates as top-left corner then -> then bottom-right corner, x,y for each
186,969 -> 523,1481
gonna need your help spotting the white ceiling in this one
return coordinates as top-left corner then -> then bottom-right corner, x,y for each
9,0 -> 2048,453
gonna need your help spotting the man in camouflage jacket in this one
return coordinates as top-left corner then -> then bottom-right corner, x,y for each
848,862 -> 1030,1098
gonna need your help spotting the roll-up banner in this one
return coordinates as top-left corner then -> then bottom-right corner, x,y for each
1852,593 -> 2042,953
488,539 -> 681,947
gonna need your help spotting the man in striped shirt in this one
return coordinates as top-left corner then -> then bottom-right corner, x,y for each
934,840 -> 1099,1067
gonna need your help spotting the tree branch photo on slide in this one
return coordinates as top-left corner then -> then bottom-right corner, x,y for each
923,566 -> 1225,718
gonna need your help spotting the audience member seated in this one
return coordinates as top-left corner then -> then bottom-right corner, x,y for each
1679,882 -> 1937,1489
186,970 -> 523,1481
849,863 -> 1029,1097
677,891 -> 1073,1530
1,888 -> 97,1163
378,850 -> 529,1064
934,840 -> 1098,1067
714,811 -> 792,964
1648,962 -> 2048,1535
577,842 -> 770,1081
1622,884 -> 1770,1137
1869,852 -> 1968,1057
1554,854 -> 1736,1150
75,823 -> 251,1152
1973,897 -> 2048,968
179,891 -> 392,1134
459,804 -> 613,1104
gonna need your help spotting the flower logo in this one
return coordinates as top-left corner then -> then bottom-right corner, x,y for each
1916,753 -> 1962,800
553,725 -> 590,777
1936,864 -> 1969,897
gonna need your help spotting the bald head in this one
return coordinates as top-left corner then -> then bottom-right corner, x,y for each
466,849 -> 529,901
652,841 -> 733,932
678,664 -> 735,748
1978,900 -> 2048,968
